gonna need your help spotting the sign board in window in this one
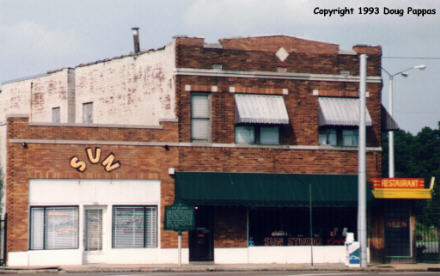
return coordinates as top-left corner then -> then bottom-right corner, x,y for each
164,203 -> 195,232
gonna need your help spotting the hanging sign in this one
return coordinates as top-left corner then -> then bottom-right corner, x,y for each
372,177 -> 434,199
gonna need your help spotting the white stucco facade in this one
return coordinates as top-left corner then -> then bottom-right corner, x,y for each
8,179 -> 168,266
74,41 -> 176,125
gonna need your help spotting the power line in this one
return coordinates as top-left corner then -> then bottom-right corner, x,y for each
383,56 -> 440,60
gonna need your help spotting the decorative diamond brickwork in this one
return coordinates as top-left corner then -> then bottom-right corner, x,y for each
275,47 -> 289,62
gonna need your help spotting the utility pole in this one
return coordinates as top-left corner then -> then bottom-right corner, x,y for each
358,54 -> 368,268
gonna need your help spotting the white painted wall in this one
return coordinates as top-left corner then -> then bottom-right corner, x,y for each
0,69 -> 70,124
8,179 -> 175,266
0,69 -> 71,217
214,246 -> 347,264
74,41 -> 176,125
0,40 -> 177,127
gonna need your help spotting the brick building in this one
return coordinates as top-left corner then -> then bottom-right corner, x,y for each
0,35 -> 400,266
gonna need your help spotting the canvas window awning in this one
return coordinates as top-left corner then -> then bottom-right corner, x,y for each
318,97 -> 372,127
174,172 -> 372,207
235,94 -> 289,124
381,105 -> 399,131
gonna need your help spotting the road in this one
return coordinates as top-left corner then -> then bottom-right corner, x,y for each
6,271 -> 440,276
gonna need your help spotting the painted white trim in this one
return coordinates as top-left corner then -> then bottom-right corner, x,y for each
29,122 -> 163,129
8,249 -> 190,266
213,246 -> 347,264
10,138 -> 382,152
175,68 -> 382,83
5,116 -> 178,129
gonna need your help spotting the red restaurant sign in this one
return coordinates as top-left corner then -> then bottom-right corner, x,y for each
373,178 -> 424,189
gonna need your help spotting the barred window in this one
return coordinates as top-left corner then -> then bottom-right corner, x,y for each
30,206 -> 79,250
112,206 -> 158,248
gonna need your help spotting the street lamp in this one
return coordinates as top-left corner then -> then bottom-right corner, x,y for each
382,65 -> 426,178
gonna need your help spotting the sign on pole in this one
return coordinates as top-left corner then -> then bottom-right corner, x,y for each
164,202 -> 195,232
164,202 -> 195,266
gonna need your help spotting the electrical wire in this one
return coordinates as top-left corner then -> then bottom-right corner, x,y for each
383,56 -> 440,60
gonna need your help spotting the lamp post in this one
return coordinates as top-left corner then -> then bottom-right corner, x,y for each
381,65 -> 426,178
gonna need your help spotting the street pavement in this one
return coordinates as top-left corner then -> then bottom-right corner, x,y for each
1,263 -> 440,274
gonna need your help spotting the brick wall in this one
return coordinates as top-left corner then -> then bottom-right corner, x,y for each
6,117 -> 181,252
175,36 -> 382,147
5,35 -> 384,257
176,38 -> 381,76
6,115 -> 382,253
219,35 -> 340,54
177,76 -> 382,147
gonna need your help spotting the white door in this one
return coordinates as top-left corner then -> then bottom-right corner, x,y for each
84,207 -> 105,263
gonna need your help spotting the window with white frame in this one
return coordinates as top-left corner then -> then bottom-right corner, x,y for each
112,206 -> 158,248
235,125 -> 280,145
191,93 -> 210,142
319,127 -> 358,147
30,206 -> 79,250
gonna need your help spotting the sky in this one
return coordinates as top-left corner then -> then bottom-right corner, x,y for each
1,0 -> 439,134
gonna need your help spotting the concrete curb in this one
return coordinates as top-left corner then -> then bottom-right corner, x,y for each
0,264 -> 438,274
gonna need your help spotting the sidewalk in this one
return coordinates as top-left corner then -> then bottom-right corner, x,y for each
1,263 -> 440,274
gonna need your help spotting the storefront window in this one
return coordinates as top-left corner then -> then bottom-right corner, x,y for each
30,206 -> 79,250
248,207 -> 356,246
112,206 -> 157,248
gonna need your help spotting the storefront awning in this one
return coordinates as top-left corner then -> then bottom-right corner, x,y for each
318,97 -> 372,127
235,94 -> 289,124
175,172 -> 372,207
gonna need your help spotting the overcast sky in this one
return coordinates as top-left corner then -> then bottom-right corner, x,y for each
1,0 -> 439,134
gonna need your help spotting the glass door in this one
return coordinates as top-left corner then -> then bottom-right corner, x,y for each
85,208 -> 103,251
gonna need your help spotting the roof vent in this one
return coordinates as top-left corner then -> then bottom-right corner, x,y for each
131,27 -> 140,54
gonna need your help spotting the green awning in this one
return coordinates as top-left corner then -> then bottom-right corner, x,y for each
175,172 -> 373,207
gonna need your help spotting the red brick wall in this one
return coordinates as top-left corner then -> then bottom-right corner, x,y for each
6,117 -> 182,253
177,76 -> 382,147
177,146 -> 381,177
6,36 -> 384,256
219,35 -> 339,54
177,45 -> 341,74
6,116 -> 382,253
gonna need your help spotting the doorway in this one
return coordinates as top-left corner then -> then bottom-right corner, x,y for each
385,201 -> 411,258
84,207 -> 105,263
189,206 -> 214,262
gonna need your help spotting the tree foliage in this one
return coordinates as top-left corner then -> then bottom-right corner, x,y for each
382,123 -> 440,226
